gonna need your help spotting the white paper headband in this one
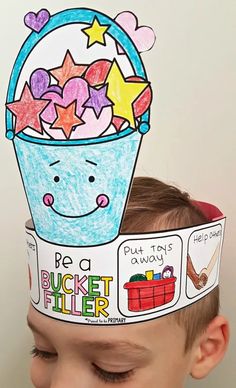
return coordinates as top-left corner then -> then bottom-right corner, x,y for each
26,217 -> 225,325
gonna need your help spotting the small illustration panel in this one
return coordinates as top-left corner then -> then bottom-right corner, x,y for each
118,235 -> 182,317
26,232 -> 40,304
186,224 -> 222,299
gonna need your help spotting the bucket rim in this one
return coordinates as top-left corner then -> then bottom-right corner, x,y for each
11,121 -> 150,146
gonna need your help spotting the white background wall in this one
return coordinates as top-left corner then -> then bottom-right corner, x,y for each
0,1 -> 235,387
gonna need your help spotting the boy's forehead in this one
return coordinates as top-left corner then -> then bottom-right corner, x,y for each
28,304 -> 180,346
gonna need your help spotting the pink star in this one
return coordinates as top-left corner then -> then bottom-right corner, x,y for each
6,83 -> 49,134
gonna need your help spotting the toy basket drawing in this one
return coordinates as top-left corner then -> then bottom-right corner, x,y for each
124,278 -> 176,312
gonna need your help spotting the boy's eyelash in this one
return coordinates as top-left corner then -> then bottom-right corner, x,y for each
92,363 -> 134,384
31,347 -> 134,383
31,346 -> 57,360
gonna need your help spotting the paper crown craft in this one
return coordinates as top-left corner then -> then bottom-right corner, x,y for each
6,8 -> 225,325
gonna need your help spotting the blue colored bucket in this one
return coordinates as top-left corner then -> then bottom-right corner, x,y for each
6,9 -> 151,246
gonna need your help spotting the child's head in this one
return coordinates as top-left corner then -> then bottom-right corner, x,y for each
28,177 -> 229,388
121,177 -> 221,353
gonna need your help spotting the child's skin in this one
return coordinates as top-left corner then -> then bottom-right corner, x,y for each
28,303 -> 229,388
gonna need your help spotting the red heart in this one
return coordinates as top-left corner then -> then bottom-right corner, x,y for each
84,60 -> 112,86
127,76 -> 152,118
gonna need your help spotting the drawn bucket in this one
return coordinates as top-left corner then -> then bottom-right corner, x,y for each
6,9 -> 151,246
124,278 -> 176,312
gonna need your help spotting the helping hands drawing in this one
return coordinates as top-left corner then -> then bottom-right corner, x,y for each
187,244 -> 220,290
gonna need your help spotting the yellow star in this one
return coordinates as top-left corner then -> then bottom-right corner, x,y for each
106,61 -> 149,128
82,17 -> 109,48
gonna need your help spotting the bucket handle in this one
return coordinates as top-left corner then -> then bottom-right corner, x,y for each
6,8 -> 151,140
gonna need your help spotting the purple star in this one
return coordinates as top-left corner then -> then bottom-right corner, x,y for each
84,84 -> 113,118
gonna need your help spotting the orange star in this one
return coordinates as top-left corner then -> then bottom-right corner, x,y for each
6,83 -> 49,134
50,50 -> 88,87
51,101 -> 84,138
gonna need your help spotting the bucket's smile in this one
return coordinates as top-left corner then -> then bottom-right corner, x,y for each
43,193 -> 109,219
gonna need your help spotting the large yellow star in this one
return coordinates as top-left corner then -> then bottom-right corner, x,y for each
82,17 -> 109,48
106,61 -> 149,127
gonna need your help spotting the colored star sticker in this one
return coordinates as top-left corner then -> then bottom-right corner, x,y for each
82,17 -> 109,48
6,83 -> 49,134
51,101 -> 84,138
84,85 -> 113,118
50,50 -> 88,87
106,61 -> 149,127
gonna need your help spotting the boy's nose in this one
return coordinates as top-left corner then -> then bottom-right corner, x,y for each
50,363 -> 93,388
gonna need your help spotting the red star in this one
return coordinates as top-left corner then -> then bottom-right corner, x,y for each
50,50 -> 88,87
6,83 -> 49,135
51,101 -> 84,138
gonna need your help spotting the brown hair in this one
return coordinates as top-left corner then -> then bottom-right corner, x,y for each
121,177 -> 219,352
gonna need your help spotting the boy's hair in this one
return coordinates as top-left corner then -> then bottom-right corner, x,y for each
121,177 -> 219,352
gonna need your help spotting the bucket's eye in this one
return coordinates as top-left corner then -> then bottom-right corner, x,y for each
88,176 -> 95,183
54,176 -> 60,183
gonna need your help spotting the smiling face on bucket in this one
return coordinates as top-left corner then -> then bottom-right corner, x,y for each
42,158 -> 109,219
42,158 -> 109,218
28,304 -> 193,388
15,134 -> 141,246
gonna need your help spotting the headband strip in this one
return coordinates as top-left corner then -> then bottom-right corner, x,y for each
26,217 -> 225,325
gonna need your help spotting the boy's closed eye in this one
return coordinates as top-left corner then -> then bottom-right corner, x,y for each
28,316 -> 152,385
31,345 -> 135,384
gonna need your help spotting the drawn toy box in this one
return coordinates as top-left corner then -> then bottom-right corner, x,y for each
124,277 -> 177,312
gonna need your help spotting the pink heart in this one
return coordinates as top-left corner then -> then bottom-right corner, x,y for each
24,9 -> 50,33
41,78 -> 89,124
70,107 -> 113,139
115,11 -> 156,54
42,107 -> 113,140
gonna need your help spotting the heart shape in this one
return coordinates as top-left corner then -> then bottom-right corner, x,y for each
70,107 -> 113,140
24,9 -> 50,33
84,60 -> 112,86
30,69 -> 61,98
126,76 -> 152,117
115,11 -> 156,54
41,78 -> 89,124
42,107 -> 113,140
112,117 -> 126,131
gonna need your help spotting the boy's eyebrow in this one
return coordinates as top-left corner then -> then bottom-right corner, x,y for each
27,317 -> 41,335
80,340 -> 152,359
27,318 -> 151,360
49,160 -> 60,167
85,159 -> 97,166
